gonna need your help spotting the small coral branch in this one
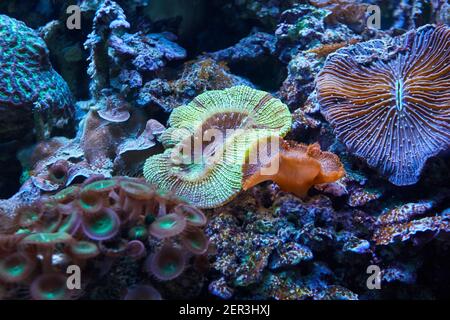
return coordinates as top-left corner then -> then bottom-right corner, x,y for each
84,0 -> 130,98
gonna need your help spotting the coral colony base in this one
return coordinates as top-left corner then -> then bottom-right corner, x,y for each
0,0 -> 449,301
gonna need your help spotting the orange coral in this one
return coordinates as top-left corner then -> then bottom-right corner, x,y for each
243,138 -> 344,197
307,39 -> 359,58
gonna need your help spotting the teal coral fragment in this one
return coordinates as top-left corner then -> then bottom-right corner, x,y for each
0,14 -> 74,142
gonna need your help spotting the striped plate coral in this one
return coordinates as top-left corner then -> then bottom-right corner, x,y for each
317,25 -> 450,186
144,86 -> 292,208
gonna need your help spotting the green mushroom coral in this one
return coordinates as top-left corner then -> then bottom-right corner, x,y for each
143,86 -> 292,208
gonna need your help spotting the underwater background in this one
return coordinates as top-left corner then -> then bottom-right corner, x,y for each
0,0 -> 449,300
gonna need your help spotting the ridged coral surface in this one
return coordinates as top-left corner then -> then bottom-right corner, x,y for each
317,25 -> 450,186
0,14 -> 73,142
144,86 -> 292,208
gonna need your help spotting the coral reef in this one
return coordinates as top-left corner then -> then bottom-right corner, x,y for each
211,0 -> 300,33
275,3 -> 359,60
85,0 -> 187,103
276,3 -> 360,109
205,191 -> 368,299
15,91 -> 165,195
210,32 -> 286,91
373,201 -> 450,245
0,0 -> 449,301
435,0 -> 450,25
113,32 -> 186,75
309,0 -> 370,32
84,0 -> 130,98
211,32 -> 276,63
